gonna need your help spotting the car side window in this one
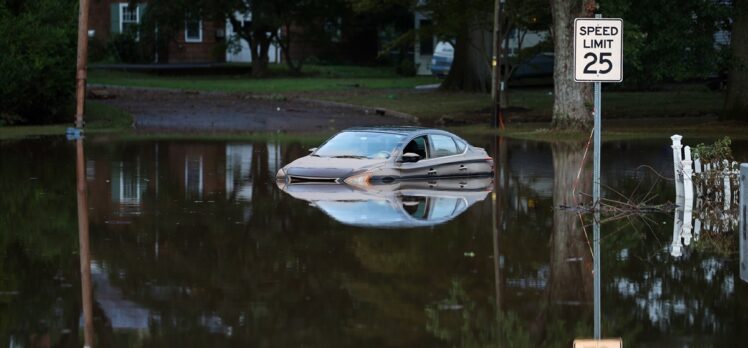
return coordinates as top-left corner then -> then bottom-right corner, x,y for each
429,135 -> 459,158
402,196 -> 428,219
428,197 -> 459,219
403,136 -> 428,159
455,139 -> 467,152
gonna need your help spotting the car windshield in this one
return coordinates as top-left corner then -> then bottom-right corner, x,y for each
314,131 -> 405,159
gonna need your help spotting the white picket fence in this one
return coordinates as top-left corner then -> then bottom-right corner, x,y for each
669,135 -> 743,257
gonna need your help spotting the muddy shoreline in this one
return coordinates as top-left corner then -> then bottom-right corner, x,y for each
91,86 -> 416,132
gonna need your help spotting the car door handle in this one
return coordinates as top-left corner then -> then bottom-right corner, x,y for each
427,169 -> 437,176
458,165 -> 468,171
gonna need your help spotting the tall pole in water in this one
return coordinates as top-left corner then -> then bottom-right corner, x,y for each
76,137 -> 95,348
74,2 -> 94,342
74,0 -> 91,128
491,0 -> 504,129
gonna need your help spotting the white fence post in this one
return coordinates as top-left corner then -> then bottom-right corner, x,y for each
671,205 -> 684,257
724,160 -> 732,212
682,146 -> 694,245
671,135 -> 684,201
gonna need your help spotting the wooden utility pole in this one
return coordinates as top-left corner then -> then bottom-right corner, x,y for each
74,0 -> 91,128
76,137 -> 95,348
74,1 -> 94,346
491,0 -> 505,129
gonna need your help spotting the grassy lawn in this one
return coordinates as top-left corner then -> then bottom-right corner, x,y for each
453,118 -> 748,142
88,64 -> 725,125
313,88 -> 724,124
0,101 -> 133,139
3,64 -> 731,142
89,65 -> 439,94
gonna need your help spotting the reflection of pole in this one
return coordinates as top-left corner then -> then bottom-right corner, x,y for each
74,0 -> 91,128
491,136 -> 501,314
76,138 -> 95,348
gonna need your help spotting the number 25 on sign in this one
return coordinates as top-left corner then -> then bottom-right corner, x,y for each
574,18 -> 623,82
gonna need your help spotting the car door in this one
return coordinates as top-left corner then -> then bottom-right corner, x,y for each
398,135 -> 434,179
426,134 -> 465,177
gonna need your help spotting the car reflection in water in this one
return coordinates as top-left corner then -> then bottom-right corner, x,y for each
278,177 -> 493,228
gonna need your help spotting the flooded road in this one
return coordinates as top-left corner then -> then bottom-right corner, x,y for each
1,136 -> 746,347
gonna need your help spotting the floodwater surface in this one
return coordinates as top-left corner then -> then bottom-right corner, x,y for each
0,136 -> 746,347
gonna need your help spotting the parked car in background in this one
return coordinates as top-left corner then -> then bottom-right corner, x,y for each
275,127 -> 493,188
509,52 -> 554,86
430,41 -> 454,77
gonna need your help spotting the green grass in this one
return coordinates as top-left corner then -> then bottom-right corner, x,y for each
0,101 -> 133,139
452,118 -> 748,143
5,64 -> 734,143
88,64 -> 724,124
114,131 -> 332,145
314,88 -> 724,124
89,65 -> 439,94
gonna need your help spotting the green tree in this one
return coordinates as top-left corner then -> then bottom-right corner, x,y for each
601,0 -> 729,87
723,0 -> 748,121
425,0 -> 493,92
354,0 -> 551,93
0,0 -> 77,125
142,0 -> 345,77
550,0 -> 594,131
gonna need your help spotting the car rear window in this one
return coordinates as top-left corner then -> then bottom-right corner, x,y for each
430,135 -> 459,158
455,139 -> 467,152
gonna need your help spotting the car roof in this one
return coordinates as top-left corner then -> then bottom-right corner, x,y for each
342,126 -> 456,137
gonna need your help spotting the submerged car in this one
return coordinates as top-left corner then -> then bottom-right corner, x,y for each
278,178 -> 493,228
275,127 -> 494,187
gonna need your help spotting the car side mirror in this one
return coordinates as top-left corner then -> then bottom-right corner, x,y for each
400,152 -> 421,163
308,147 -> 318,153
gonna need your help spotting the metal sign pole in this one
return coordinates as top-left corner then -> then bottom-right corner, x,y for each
593,79 -> 601,339
592,13 -> 603,341
573,12 -> 623,346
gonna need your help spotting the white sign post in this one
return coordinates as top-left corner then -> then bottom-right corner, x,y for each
574,14 -> 623,342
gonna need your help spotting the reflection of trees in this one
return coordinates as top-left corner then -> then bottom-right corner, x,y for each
601,214 -> 748,345
549,141 -> 593,304
529,142 -> 593,345
0,139 -> 82,347
5,137 -> 747,346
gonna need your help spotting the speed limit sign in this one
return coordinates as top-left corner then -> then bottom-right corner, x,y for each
574,18 -> 623,82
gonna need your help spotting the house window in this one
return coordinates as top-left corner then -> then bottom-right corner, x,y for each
185,20 -> 203,43
119,4 -> 139,34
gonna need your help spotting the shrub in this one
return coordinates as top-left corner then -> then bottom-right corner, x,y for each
0,0 -> 78,125
109,30 -> 152,63
395,59 -> 417,76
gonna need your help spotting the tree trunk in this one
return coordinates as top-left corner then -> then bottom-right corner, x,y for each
549,141 -> 592,304
551,0 -> 594,131
722,0 -> 748,121
530,141 -> 593,341
251,50 -> 266,77
280,24 -> 303,75
250,32 -> 270,78
441,25 -> 491,93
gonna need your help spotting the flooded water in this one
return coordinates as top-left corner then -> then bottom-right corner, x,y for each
1,135 -> 747,347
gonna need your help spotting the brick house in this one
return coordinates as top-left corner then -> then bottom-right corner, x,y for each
89,0 -> 226,63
